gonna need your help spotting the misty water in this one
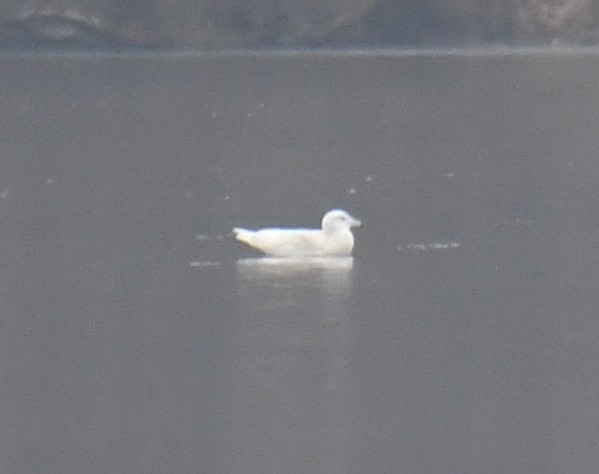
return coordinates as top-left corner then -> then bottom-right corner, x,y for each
2,52 -> 599,473
4,226 -> 598,473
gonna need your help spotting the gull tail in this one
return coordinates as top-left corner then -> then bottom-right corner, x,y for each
232,227 -> 255,245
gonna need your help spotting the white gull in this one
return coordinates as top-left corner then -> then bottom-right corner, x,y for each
233,209 -> 361,257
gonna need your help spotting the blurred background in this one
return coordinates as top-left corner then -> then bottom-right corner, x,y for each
1,0 -> 598,51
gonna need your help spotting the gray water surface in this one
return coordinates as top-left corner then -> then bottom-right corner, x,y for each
2,51 -> 599,473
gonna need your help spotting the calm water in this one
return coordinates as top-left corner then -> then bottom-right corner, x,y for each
2,52 -> 599,473
2,216 -> 599,473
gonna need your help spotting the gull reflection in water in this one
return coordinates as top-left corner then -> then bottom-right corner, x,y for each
236,256 -> 354,301
226,256 -> 356,471
236,256 -> 353,276
235,257 -> 355,318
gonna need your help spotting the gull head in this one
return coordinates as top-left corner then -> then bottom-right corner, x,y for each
321,209 -> 362,234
